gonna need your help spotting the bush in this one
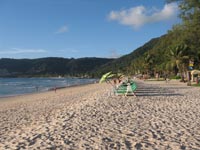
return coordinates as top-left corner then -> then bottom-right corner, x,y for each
170,75 -> 181,79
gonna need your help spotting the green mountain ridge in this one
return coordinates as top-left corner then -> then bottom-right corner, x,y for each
93,36 -> 163,76
95,0 -> 200,78
0,57 -> 114,77
1,29 -> 199,78
0,35 -> 166,78
0,34 -> 168,78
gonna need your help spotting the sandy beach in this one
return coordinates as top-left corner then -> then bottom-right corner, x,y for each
0,80 -> 200,150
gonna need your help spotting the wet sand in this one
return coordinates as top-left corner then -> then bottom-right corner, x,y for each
0,80 -> 200,149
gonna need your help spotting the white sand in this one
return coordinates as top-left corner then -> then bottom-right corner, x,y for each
0,80 -> 200,149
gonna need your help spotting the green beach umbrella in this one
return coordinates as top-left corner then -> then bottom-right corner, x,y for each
99,72 -> 112,83
107,73 -> 115,79
114,73 -> 125,79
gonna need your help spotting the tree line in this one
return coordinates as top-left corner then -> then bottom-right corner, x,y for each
0,57 -> 114,77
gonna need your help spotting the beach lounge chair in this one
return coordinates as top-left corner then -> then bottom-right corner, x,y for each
115,81 -> 137,96
115,85 -> 127,95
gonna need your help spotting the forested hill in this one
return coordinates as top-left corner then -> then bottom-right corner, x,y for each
0,35 -> 165,78
0,57 -> 114,77
94,1 -> 200,77
92,36 -> 163,76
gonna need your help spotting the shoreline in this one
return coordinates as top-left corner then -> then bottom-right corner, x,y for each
0,81 -> 97,100
0,83 -> 100,105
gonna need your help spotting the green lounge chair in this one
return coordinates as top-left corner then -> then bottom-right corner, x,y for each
115,81 -> 137,96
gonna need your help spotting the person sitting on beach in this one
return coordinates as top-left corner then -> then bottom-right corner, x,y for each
113,79 -> 117,85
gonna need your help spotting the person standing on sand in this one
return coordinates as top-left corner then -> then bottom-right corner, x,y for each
118,78 -> 122,84
125,83 -> 136,97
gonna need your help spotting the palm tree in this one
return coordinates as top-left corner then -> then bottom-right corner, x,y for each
144,53 -> 155,77
168,44 -> 190,81
194,51 -> 200,69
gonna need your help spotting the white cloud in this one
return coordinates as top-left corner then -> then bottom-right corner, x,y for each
55,25 -> 68,34
0,48 -> 47,54
108,3 -> 178,29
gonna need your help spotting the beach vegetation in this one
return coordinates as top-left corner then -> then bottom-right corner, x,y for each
192,83 -> 200,87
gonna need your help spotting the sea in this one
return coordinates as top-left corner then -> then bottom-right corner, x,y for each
0,77 -> 97,98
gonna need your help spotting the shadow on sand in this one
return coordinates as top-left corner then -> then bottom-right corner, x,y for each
134,82 -> 184,97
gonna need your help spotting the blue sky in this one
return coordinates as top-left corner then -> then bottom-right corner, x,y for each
0,0 -> 180,59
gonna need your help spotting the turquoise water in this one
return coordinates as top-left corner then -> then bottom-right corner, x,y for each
0,78 -> 96,97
